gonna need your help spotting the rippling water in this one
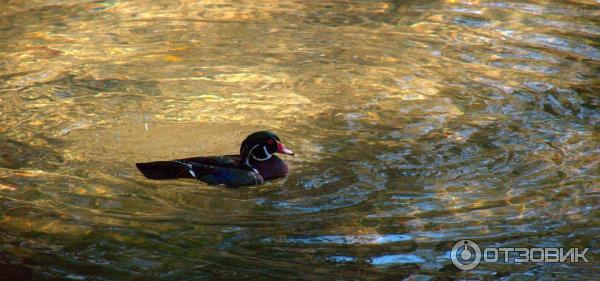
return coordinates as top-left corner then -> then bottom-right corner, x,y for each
1,0 -> 599,280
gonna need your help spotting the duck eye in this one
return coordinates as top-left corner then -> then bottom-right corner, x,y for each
267,139 -> 274,145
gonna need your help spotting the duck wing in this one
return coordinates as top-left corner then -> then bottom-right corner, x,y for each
136,160 -> 195,179
136,155 -> 240,180
136,155 -> 264,186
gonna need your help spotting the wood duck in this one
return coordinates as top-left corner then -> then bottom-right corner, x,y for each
135,131 -> 294,186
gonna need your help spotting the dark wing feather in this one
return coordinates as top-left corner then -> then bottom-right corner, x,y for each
197,167 -> 264,186
177,155 -> 241,168
136,155 -> 251,184
135,161 -> 195,179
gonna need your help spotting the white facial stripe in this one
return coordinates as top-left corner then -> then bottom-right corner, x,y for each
246,144 -> 260,166
263,146 -> 271,157
252,145 -> 272,161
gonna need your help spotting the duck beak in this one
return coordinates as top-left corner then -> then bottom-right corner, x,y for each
277,142 -> 294,156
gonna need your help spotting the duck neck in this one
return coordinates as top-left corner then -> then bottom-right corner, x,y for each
249,156 -> 288,179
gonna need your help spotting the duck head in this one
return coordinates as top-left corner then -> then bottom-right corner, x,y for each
240,131 -> 294,168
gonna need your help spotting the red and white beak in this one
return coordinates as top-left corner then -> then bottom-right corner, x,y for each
277,142 -> 294,156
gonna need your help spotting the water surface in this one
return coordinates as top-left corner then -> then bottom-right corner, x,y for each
1,0 -> 599,280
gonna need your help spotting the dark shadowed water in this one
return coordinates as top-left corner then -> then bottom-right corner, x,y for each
1,0 -> 599,280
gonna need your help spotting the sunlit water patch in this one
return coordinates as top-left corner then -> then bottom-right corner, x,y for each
0,0 -> 599,280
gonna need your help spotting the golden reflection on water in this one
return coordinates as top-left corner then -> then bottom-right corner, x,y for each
0,0 -> 599,279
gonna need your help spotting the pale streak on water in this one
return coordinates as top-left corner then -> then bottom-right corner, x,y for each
0,0 -> 599,280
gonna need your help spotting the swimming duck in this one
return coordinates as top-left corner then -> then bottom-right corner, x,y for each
135,131 -> 294,186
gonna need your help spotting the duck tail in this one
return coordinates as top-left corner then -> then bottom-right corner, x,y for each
135,161 -> 194,179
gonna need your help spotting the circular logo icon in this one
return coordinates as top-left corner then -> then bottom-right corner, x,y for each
451,240 -> 481,270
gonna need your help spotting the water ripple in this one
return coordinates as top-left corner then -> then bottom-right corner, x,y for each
0,0 -> 598,279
